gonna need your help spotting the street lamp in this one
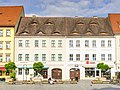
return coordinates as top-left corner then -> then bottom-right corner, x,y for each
23,64 -> 27,81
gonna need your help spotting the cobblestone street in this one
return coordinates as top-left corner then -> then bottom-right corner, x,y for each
0,80 -> 120,90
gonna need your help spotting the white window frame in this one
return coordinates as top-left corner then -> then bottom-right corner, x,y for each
18,54 -> 22,61
42,40 -> 46,47
76,40 -> 80,47
108,54 -> 112,61
93,54 -> 96,61
0,42 -> 3,49
101,40 -> 105,47
0,30 -> 3,36
85,40 -> 89,47
69,54 -> 73,61
25,40 -> 30,47
108,40 -> 111,47
51,54 -> 55,61
58,40 -> 62,47
35,40 -> 39,47
92,40 -> 96,47
6,41 -> 10,49
6,30 -> 10,36
51,40 -> 55,47
101,54 -> 105,61
18,40 -> 23,47
69,40 -> 73,47
58,54 -> 62,61
76,54 -> 80,61
85,54 -> 89,60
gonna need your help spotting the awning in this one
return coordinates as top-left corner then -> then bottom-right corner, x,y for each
0,67 -> 5,70
43,66 -> 49,69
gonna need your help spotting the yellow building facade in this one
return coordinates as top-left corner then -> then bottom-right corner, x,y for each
0,27 -> 14,78
0,6 -> 24,79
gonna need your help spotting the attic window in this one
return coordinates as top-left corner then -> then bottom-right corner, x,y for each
90,23 -> 98,26
37,31 -> 43,34
77,22 -> 84,25
45,22 -> 53,25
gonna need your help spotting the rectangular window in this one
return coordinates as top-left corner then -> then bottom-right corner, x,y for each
85,40 -> 89,47
18,40 -> 22,47
18,68 -> 22,75
42,40 -> 46,47
25,40 -> 29,47
25,68 -> 29,75
6,30 -> 10,36
34,54 -> 38,61
76,54 -> 80,61
0,54 -> 2,62
42,54 -> 46,61
0,30 -> 3,36
101,54 -> 105,61
18,54 -> 22,61
58,54 -> 62,61
6,54 -> 10,62
69,54 -> 73,61
93,54 -> 96,61
58,40 -> 62,47
101,40 -> 105,47
51,40 -> 55,47
51,54 -> 55,61
35,40 -> 39,47
108,40 -> 111,47
6,42 -> 10,49
69,40 -> 73,47
108,54 -> 112,61
85,54 -> 89,60
25,54 -> 29,61
0,42 -> 3,49
92,40 -> 96,47
76,40 -> 80,47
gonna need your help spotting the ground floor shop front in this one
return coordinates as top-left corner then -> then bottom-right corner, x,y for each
16,63 -> 116,81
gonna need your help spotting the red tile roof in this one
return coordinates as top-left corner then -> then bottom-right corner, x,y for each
109,14 -> 120,34
0,6 -> 23,26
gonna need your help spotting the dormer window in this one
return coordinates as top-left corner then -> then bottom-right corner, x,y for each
90,22 -> 98,26
45,22 -> 53,25
77,22 -> 84,26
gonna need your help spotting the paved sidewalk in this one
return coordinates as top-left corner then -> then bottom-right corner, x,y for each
0,80 -> 120,90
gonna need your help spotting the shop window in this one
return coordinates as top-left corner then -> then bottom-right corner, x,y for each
6,70 -> 10,76
85,68 -> 95,78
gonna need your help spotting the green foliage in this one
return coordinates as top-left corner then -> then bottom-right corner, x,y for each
5,62 -> 17,71
10,72 -> 16,78
97,62 -> 110,71
33,62 -> 44,72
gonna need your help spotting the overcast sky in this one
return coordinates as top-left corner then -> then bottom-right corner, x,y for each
1,0 -> 120,17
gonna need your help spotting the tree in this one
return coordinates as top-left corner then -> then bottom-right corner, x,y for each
33,62 -> 44,76
5,62 -> 17,79
5,62 -> 17,72
97,62 -> 110,77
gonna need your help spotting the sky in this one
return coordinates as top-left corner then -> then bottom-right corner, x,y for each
1,0 -> 120,17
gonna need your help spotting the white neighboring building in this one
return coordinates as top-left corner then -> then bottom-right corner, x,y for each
15,17 -> 66,81
65,17 -> 115,80
15,16 -> 116,81
66,37 -> 115,80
